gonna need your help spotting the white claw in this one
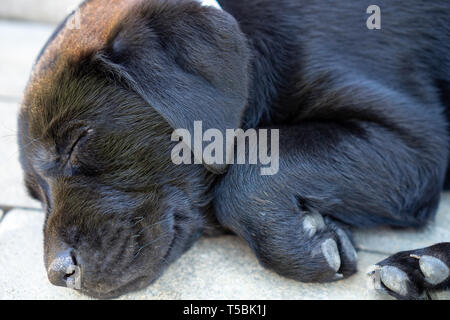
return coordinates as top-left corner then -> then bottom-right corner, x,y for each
302,212 -> 325,237
332,273 -> 344,281
366,265 -> 383,291
321,239 -> 341,272
419,255 -> 449,285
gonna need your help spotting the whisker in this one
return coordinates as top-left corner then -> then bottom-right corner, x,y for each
3,136 -> 40,162
131,233 -> 172,261
0,133 -> 18,139
132,216 -> 145,226
132,217 -> 172,238
0,122 -> 18,135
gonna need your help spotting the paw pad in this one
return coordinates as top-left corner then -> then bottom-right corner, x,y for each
417,255 -> 449,285
321,239 -> 341,272
379,266 -> 409,296
367,265 -> 411,297
335,228 -> 357,263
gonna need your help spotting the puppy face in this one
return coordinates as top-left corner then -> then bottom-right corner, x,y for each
19,58 -> 213,297
18,0 -> 249,298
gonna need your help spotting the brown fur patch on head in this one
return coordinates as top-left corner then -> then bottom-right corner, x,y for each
24,0 -> 142,112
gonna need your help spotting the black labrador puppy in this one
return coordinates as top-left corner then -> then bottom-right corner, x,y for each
18,0 -> 449,299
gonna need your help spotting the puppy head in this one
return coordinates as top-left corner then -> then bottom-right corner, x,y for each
18,0 -> 249,298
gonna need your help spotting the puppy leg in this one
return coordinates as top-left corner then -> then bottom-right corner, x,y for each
214,165 -> 358,281
368,243 -> 450,300
213,117 -> 447,282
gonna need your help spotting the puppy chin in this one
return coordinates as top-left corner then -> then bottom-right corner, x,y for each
78,217 -> 202,299
81,275 -> 158,299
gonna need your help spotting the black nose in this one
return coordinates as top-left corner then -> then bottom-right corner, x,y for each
47,249 -> 81,289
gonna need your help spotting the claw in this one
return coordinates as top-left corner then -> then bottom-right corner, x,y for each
302,212 -> 325,237
332,273 -> 344,281
366,264 -> 382,276
366,265 -> 386,292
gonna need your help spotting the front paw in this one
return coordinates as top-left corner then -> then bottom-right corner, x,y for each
367,243 -> 450,300
323,217 -> 358,278
274,212 -> 358,283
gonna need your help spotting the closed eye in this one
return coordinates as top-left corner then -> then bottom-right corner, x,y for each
67,130 -> 90,163
64,128 -> 97,176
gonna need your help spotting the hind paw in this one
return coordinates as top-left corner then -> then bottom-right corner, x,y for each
367,243 -> 450,300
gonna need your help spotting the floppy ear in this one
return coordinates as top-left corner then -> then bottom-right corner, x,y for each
100,1 -> 250,174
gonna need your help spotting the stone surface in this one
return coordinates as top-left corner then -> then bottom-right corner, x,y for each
0,0 -> 81,24
0,210 -> 87,300
0,21 -> 54,99
1,209 -> 447,300
0,21 -> 52,208
429,290 -> 450,300
0,209 -> 393,300
0,101 -> 41,209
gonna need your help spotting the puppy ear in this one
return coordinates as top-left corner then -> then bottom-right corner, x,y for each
100,3 -> 250,174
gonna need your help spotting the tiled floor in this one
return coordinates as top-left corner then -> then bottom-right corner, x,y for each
0,20 -> 448,300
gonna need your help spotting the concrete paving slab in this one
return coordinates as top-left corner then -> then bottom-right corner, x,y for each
429,290 -> 450,300
0,101 -> 41,209
354,194 -> 450,255
0,21 -> 52,209
0,209 -> 394,300
0,21 -> 54,100
0,209 -> 89,299
0,0 -> 81,25
120,236 -> 393,300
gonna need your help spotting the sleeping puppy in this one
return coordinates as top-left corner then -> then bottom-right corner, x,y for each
18,0 -> 449,299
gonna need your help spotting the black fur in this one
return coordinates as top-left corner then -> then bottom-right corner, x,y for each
18,0 -> 449,298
